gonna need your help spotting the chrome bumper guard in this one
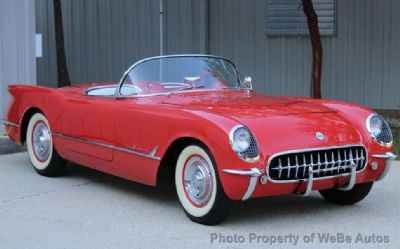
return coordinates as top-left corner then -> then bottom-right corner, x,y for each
298,161 -> 357,196
372,152 -> 397,181
222,168 -> 262,201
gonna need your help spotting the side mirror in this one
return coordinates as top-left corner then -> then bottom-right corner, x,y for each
243,76 -> 253,90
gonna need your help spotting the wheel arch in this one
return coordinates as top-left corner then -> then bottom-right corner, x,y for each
20,107 -> 44,144
157,136 -> 209,184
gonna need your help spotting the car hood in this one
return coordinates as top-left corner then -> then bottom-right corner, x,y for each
162,90 -> 336,119
164,91 -> 363,153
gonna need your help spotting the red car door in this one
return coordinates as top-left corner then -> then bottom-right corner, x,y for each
56,93 -> 116,162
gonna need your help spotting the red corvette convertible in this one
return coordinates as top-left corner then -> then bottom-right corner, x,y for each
3,55 -> 397,225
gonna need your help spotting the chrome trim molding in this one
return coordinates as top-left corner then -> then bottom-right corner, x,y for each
116,54 -> 241,98
373,152 -> 397,181
372,152 -> 397,159
300,167 -> 314,196
337,161 -> 357,191
222,168 -> 262,177
1,119 -> 19,128
242,176 -> 259,201
298,155 -> 357,196
52,132 -> 161,160
266,144 -> 368,183
222,168 -> 262,201
115,88 -> 240,99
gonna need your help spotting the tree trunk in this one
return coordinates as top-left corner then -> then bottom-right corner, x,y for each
302,0 -> 322,99
53,0 -> 71,87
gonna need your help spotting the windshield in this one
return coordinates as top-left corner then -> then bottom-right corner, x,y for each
119,56 -> 242,96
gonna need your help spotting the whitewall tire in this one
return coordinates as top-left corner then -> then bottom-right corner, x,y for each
26,113 -> 66,176
175,143 -> 231,225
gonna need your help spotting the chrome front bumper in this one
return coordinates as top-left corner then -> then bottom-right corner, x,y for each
372,152 -> 397,181
222,168 -> 263,201
223,152 -> 397,200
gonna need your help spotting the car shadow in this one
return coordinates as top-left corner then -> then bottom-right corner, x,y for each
65,163 -> 179,204
65,162 -> 353,226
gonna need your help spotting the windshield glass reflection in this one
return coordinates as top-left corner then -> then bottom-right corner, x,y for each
120,56 -> 242,96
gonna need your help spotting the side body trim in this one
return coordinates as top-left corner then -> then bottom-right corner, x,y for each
1,119 -> 20,128
52,132 -> 161,160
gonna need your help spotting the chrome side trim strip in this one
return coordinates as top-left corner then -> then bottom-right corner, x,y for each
223,168 -> 262,201
52,132 -> 161,160
222,168 -> 262,177
1,119 -> 19,128
372,152 -> 397,159
374,152 -> 397,181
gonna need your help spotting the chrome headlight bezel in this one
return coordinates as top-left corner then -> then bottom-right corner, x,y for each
366,113 -> 393,147
229,125 -> 260,163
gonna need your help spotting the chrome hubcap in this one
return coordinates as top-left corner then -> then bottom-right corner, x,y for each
32,121 -> 51,162
183,156 -> 213,206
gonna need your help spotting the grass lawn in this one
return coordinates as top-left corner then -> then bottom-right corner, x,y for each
393,129 -> 400,156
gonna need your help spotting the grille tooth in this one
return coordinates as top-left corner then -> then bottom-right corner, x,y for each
324,152 -> 328,175
278,158 -> 283,178
268,146 -> 367,181
317,153 -> 321,176
360,150 -> 364,169
302,155 -> 307,177
295,155 -> 299,178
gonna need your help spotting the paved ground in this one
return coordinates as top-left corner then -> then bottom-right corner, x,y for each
0,152 -> 399,249
0,136 -> 26,155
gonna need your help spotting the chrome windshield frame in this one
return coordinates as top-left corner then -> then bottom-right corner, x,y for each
115,54 -> 242,98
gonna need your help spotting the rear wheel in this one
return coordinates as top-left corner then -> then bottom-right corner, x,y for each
26,113 -> 66,176
175,143 -> 231,225
319,182 -> 374,205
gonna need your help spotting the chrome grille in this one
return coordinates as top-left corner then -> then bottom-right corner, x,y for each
268,146 -> 367,181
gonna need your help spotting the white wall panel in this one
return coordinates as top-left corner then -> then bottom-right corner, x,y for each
0,0 -> 36,134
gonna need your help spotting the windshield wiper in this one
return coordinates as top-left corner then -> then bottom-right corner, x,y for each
167,84 -> 206,97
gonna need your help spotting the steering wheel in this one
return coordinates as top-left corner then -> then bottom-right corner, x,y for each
145,81 -> 189,92
197,71 -> 230,88
197,71 -> 220,85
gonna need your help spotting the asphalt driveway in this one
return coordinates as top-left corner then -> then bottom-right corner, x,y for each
0,152 -> 399,249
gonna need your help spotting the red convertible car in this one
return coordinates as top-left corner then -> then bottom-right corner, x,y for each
3,55 -> 397,225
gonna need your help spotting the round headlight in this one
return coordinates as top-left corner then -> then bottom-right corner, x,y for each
366,113 -> 393,146
229,125 -> 259,162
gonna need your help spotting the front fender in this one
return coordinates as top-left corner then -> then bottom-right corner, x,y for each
157,109 -> 261,200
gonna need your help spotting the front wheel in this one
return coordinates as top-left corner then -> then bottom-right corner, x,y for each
319,182 -> 374,205
175,143 -> 232,225
26,113 -> 66,176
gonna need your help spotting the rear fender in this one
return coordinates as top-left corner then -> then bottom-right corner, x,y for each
5,85 -> 65,144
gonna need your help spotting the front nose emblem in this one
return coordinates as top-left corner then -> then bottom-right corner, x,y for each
315,132 -> 325,141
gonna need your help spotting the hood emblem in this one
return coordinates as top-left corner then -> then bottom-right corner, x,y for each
315,132 -> 325,141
